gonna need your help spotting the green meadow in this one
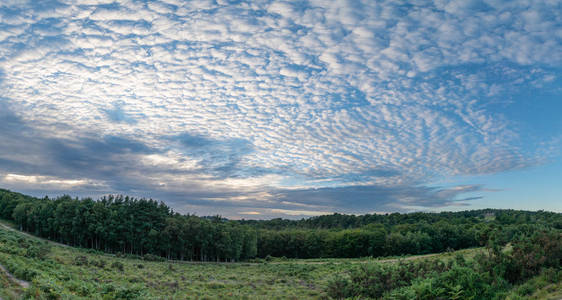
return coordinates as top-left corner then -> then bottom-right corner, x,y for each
1,221 -> 560,299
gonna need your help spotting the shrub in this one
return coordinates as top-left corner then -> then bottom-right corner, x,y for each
25,244 -> 51,259
111,261 -> 124,272
74,255 -> 88,266
16,237 -> 28,248
516,283 -> 536,296
326,276 -> 353,299
326,259 -> 458,299
3,259 -> 38,281
122,253 -> 142,260
541,267 -> 560,284
25,280 -> 61,300
12,265 -> 38,281
86,248 -> 103,255
69,280 -> 93,297
112,286 -> 145,300
143,253 -> 165,262
91,259 -> 107,268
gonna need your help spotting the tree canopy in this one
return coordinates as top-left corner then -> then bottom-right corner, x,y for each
0,188 -> 560,261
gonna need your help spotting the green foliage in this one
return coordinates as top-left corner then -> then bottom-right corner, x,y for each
0,221 -> 560,300
0,188 -> 561,299
0,189 -> 258,262
91,258 -> 107,268
327,259 -> 453,299
255,210 -> 561,259
74,255 -> 89,266
2,188 -> 561,261
110,286 -> 146,300
143,253 -> 165,262
327,229 -> 561,300
24,243 -> 50,260
111,261 -> 125,272
27,279 -> 62,300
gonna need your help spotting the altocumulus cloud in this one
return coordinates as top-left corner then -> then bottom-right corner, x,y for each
0,0 -> 560,218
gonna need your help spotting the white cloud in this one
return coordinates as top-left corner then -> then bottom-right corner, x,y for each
2,173 -> 106,190
270,208 -> 332,217
0,0 -> 560,216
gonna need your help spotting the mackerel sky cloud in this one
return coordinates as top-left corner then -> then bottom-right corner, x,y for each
0,0 -> 561,218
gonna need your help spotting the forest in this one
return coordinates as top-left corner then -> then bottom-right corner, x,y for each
1,188 -> 560,263
0,188 -> 561,299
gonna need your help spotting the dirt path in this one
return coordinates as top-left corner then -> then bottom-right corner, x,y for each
166,253 -> 441,266
0,263 -> 30,289
376,253 -> 440,263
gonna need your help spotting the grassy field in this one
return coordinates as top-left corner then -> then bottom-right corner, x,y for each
0,222 -> 560,299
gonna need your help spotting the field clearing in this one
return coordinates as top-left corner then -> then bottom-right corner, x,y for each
0,223 -> 484,299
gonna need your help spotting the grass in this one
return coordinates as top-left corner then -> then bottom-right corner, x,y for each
505,268 -> 562,300
0,270 -> 24,299
0,221 -> 557,299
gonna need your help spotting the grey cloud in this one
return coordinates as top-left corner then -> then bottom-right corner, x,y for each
271,184 -> 487,213
0,103 -> 158,187
169,133 -> 257,178
45,135 -> 154,175
146,183 -> 487,218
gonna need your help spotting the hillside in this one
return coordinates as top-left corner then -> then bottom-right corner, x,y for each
0,220 -> 476,299
0,220 -> 561,299
0,189 -> 561,299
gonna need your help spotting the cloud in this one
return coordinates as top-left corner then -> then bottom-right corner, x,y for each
271,184 -> 488,212
169,133 -> 257,178
2,173 -> 105,191
102,102 -> 139,124
0,0 -> 560,217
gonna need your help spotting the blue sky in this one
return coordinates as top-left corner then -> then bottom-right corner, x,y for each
0,0 -> 560,218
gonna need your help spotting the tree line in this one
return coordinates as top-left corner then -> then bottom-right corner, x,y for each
253,209 -> 561,258
1,188 -> 560,261
0,189 -> 257,262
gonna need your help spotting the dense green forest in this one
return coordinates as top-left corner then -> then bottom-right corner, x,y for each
0,189 -> 257,262
1,188 -> 561,262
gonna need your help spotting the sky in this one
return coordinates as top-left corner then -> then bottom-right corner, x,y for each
0,0 -> 561,219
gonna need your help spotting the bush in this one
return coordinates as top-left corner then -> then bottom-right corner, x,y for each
112,286 -> 145,299
143,253 -> 165,262
25,244 -> 51,259
86,248 -> 103,255
542,267 -> 561,284
326,260 -> 453,299
111,261 -> 124,272
91,259 -> 107,268
516,283 -> 536,296
116,253 -> 142,260
25,280 -> 61,300
69,280 -> 93,297
326,276 -> 353,299
74,255 -> 88,266
327,228 -> 562,299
